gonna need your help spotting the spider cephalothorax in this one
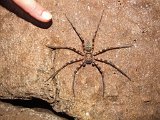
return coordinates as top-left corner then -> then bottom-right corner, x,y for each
85,40 -> 92,53
47,10 -> 132,97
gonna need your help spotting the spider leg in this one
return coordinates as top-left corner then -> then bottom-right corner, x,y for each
95,58 -> 131,80
92,10 -> 104,51
65,14 -> 85,51
46,45 -> 84,56
94,45 -> 133,56
72,62 -> 85,97
92,62 -> 105,97
46,58 -> 83,81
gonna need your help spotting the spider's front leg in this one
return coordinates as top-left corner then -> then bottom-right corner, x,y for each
46,58 -> 83,81
65,15 -> 85,52
94,45 -> 133,56
95,58 -> 131,80
91,10 -> 104,51
46,45 -> 84,56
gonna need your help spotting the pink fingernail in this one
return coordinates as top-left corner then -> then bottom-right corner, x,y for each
41,11 -> 52,20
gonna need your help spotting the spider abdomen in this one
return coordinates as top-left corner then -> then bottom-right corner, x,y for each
85,53 -> 93,64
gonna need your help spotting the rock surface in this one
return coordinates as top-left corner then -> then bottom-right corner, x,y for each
0,0 -> 160,120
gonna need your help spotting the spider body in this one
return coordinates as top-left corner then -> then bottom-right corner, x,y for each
85,40 -> 92,53
84,53 -> 93,65
47,10 -> 132,97
84,41 -> 94,64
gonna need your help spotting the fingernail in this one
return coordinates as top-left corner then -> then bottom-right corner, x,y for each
41,11 -> 52,20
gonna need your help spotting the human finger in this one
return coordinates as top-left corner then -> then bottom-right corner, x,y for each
13,0 -> 52,22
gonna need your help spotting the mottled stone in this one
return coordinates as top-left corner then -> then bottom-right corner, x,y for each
0,0 -> 159,120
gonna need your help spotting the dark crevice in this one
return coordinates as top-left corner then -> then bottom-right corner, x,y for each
0,98 -> 75,120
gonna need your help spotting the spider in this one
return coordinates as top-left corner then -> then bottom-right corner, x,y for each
46,10 -> 132,97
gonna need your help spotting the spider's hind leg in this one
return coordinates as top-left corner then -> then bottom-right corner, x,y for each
46,58 -> 83,82
93,62 -> 105,97
72,62 -> 85,97
95,58 -> 131,80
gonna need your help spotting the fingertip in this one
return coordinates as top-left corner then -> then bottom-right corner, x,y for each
41,11 -> 52,22
13,0 -> 52,22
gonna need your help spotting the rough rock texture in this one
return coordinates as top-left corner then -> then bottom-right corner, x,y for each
0,0 -> 160,120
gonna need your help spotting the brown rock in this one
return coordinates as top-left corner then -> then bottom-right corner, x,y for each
0,0 -> 159,120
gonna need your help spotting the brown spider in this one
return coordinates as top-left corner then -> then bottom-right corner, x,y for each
46,10 -> 132,97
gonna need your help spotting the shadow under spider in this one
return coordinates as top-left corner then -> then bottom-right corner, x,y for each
46,10 -> 132,97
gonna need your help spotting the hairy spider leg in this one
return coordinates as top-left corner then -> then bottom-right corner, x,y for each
92,10 -> 104,51
95,58 -> 131,80
93,45 -> 133,56
65,14 -> 85,52
72,62 -> 85,97
46,58 -> 83,81
46,45 -> 84,56
93,62 -> 105,97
